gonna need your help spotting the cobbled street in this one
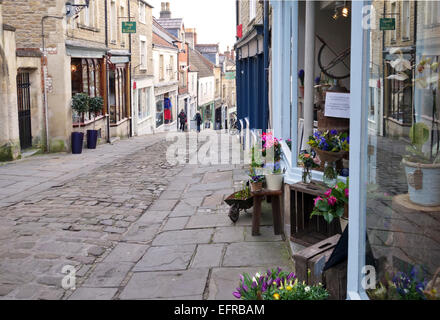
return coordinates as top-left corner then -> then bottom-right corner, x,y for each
0,133 -> 292,300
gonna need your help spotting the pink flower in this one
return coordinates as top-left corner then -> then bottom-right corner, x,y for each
344,188 -> 349,198
325,189 -> 332,197
327,196 -> 337,206
313,157 -> 321,166
314,196 -> 323,206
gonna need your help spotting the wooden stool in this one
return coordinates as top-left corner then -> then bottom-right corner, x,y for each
251,189 -> 283,236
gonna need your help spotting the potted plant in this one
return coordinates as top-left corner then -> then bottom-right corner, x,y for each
71,93 -> 90,154
386,52 -> 440,206
261,132 -> 284,190
308,130 -> 349,186
298,150 -> 320,184
298,69 -> 305,98
311,179 -> 349,231
233,267 -> 329,300
87,96 -> 103,149
248,167 -> 265,192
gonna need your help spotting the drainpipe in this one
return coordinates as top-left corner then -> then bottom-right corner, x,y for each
263,0 -> 269,132
128,0 -> 133,138
41,15 -> 64,153
303,0 -> 315,150
105,0 -> 111,143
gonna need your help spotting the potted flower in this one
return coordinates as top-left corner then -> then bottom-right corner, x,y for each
298,69 -> 305,98
71,93 -> 90,154
308,130 -> 349,186
248,167 -> 265,192
262,132 -> 284,190
87,96 -> 104,149
298,150 -> 320,183
233,267 -> 329,300
386,51 -> 440,206
311,179 -> 349,231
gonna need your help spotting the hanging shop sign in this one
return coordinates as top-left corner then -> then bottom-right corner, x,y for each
122,21 -> 136,33
380,18 -> 395,31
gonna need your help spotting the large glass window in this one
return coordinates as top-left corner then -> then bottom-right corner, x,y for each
156,94 -> 164,128
362,0 -> 440,301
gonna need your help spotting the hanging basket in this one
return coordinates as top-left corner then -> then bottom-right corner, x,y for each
313,148 -> 348,164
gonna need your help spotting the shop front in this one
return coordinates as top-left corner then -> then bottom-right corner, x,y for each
154,85 -> 178,131
272,0 -> 439,300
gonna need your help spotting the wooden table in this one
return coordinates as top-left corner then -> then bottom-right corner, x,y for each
290,181 -> 340,246
251,189 -> 283,236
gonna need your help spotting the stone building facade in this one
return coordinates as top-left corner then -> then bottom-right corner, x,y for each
1,0 -> 134,154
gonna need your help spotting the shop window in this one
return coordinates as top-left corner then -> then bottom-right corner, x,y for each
109,66 -> 127,124
362,1 -> 440,301
71,58 -> 103,123
138,87 -> 151,120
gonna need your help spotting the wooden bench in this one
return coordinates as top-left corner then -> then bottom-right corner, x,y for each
250,189 -> 283,236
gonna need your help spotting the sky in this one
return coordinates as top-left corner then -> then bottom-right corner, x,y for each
148,0 -> 236,53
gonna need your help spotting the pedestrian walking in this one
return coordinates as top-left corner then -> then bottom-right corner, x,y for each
178,109 -> 187,132
195,111 -> 202,132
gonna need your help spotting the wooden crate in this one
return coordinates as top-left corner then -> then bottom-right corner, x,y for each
290,181 -> 341,246
323,261 -> 347,300
293,234 -> 341,285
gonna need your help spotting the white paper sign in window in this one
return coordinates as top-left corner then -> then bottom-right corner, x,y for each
324,92 -> 350,119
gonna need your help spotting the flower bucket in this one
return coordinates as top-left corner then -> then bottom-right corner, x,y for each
403,159 -> 440,206
265,173 -> 283,191
250,181 -> 263,192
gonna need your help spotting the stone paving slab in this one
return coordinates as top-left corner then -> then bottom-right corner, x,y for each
133,244 -> 196,272
69,287 -> 118,300
185,214 -> 234,229
190,244 -> 224,268
152,229 -> 214,246
222,242 -> 291,268
162,217 -> 189,231
212,226 -> 246,243
102,243 -> 148,263
119,269 -> 210,300
81,262 -> 134,288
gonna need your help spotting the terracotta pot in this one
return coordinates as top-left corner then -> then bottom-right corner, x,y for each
250,181 -> 263,192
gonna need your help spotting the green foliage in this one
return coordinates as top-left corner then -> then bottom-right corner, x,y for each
233,268 -> 329,300
89,96 -> 104,116
311,179 -> 349,224
71,93 -> 90,115
234,183 -> 251,200
406,122 -> 439,163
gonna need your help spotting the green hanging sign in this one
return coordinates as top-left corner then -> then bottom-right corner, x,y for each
122,21 -> 136,33
380,18 -> 395,31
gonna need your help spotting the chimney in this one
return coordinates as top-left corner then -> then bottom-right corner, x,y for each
160,2 -> 171,19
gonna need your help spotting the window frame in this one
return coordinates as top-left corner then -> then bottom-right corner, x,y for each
139,35 -> 147,70
249,0 -> 257,22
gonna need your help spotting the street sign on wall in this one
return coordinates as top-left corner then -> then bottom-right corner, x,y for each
380,18 -> 395,30
122,21 -> 136,33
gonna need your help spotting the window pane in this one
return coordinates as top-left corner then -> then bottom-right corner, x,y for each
365,1 -> 440,300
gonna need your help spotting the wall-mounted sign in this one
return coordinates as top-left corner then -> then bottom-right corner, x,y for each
122,21 -> 136,33
237,24 -> 243,38
380,18 -> 395,30
324,92 -> 350,119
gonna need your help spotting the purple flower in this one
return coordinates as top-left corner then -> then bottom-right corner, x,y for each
232,291 -> 241,299
277,267 -> 282,274
330,129 -> 338,135
251,281 -> 257,289
262,282 -> 268,292
315,76 -> 321,85
242,285 -> 248,292
287,272 -> 295,281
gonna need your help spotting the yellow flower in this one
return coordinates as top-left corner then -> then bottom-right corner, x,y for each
286,285 -> 293,291
273,293 -> 280,300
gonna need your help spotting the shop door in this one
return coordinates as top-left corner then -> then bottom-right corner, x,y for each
16,72 -> 32,149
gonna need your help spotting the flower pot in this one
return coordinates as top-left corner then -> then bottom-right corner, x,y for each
265,173 -> 283,191
313,148 -> 348,163
86,129 -> 99,149
250,181 -> 263,192
402,158 -> 440,206
71,132 -> 84,154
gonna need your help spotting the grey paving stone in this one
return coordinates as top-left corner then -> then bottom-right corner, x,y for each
148,199 -> 178,211
212,226 -> 246,243
103,243 -> 148,263
82,262 -> 133,288
186,214 -> 232,229
152,229 -> 214,246
169,201 -> 197,217
122,224 -> 160,243
69,287 -> 118,300
243,226 -> 283,242
133,244 -> 196,272
119,269 -> 209,300
222,242 -> 292,268
136,211 -> 169,225
190,244 -> 224,268
162,217 -> 189,231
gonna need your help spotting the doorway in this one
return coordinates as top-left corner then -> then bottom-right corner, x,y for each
16,72 -> 32,149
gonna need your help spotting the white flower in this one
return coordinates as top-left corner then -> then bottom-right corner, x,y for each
305,286 -> 311,292
255,272 -> 261,278
252,277 -> 257,283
